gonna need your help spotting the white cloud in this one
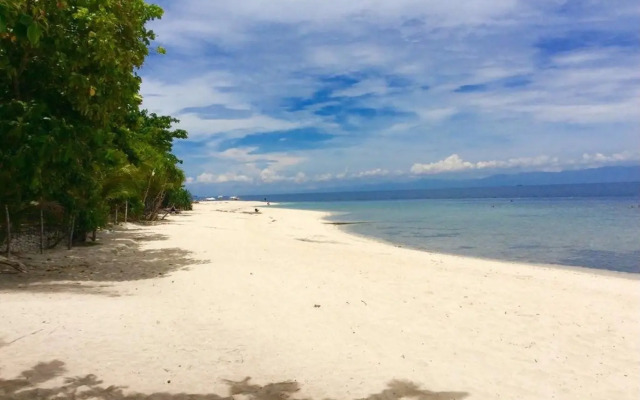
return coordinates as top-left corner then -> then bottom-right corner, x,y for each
216,147 -> 305,168
141,75 -> 304,139
552,50 -> 613,66
260,169 -> 307,183
141,74 -> 243,115
332,78 -> 390,98
461,63 -> 640,124
310,168 -> 392,181
188,147 -> 309,186
411,152 -> 639,175
580,151 -> 640,165
259,168 -> 281,183
176,113 -> 302,139
417,107 -> 458,122
188,150 -> 638,190
154,0 -> 522,49
313,173 -> 335,182
351,168 -> 390,178
196,172 -> 252,183
475,155 -> 559,170
308,44 -> 393,70
294,172 -> 308,183
411,154 -> 474,174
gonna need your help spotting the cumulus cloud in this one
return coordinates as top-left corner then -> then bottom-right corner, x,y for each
313,173 -> 335,182
194,168 -> 309,185
309,168 -> 392,182
188,146 -> 310,186
410,154 -> 475,174
259,169 -> 307,183
351,168 -> 390,178
196,172 -> 252,183
580,151 -> 639,165
189,150 -> 639,191
216,147 -> 305,167
475,155 -> 559,170
411,152 -> 638,175
417,107 -> 458,122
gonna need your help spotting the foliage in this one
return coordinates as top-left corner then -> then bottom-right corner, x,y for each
0,0 -> 190,248
164,186 -> 193,211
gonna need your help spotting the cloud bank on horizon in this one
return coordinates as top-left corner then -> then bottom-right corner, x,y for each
140,0 -> 640,194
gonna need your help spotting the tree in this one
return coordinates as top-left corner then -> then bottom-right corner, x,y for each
0,1 -> 189,250
164,186 -> 193,211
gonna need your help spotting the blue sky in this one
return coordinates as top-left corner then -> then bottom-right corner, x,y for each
140,0 -> 640,195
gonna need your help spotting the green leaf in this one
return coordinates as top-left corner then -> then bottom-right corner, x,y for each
27,23 -> 41,45
156,45 -> 166,54
0,15 -> 6,33
19,14 -> 33,26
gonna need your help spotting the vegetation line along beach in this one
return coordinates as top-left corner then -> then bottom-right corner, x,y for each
1,1 -> 192,258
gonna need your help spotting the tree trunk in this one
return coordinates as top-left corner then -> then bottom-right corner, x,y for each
67,214 -> 75,250
40,207 -> 44,254
4,204 -> 11,258
115,206 -> 118,225
0,255 -> 26,273
91,229 -> 97,242
150,187 -> 166,221
160,204 -> 173,220
124,200 -> 128,223
142,171 -> 155,213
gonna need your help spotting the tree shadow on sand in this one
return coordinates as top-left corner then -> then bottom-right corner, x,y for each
0,361 -> 469,400
0,230 -> 203,295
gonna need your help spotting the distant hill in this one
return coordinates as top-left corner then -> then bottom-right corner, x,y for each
473,166 -> 640,187
348,165 -> 640,192
236,165 -> 640,198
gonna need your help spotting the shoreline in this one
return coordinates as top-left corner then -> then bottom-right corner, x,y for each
273,200 -> 640,277
326,215 -> 640,281
1,200 -> 639,399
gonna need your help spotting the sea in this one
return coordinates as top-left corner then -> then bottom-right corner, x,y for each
245,182 -> 640,273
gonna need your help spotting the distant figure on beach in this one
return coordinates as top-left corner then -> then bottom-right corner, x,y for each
255,208 -> 260,213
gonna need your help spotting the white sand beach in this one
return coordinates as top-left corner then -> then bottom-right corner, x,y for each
1,201 -> 638,399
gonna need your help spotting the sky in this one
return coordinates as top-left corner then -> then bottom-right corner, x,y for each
140,0 -> 640,195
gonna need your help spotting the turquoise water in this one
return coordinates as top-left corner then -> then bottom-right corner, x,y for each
278,197 -> 640,273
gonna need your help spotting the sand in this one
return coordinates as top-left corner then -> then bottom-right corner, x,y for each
1,201 -> 638,399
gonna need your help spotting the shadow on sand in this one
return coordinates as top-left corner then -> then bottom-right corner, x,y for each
0,361 -> 469,400
0,230 -> 203,295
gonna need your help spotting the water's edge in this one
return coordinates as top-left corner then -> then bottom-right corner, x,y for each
275,197 -> 640,274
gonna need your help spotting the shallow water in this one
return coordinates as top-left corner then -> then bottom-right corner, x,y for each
279,197 -> 640,273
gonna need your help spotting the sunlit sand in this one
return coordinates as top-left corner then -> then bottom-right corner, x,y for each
1,201 -> 638,399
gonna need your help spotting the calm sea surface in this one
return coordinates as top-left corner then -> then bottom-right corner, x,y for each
255,183 -> 640,273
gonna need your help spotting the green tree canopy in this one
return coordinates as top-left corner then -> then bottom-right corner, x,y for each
1,0 -> 189,250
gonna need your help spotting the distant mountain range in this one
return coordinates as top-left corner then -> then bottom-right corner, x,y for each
413,165 -> 639,189
333,165 -> 639,192
232,166 -> 640,199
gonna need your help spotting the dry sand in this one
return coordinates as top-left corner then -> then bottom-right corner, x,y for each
0,201 -> 638,399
